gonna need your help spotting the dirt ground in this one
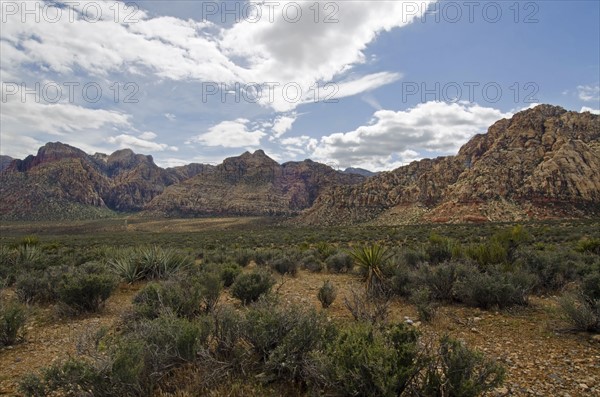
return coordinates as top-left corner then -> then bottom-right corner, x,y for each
1,270 -> 599,396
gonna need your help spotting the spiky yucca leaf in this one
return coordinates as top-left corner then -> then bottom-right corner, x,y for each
350,244 -> 391,296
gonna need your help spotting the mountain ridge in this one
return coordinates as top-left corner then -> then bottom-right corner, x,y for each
298,105 -> 600,225
1,104 -> 598,223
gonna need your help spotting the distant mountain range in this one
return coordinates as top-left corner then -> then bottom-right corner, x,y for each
1,105 -> 598,223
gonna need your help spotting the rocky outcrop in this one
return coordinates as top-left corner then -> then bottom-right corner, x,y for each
145,151 -> 365,216
299,105 -> 600,225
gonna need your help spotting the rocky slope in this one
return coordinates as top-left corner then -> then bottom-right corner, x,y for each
0,143 -> 206,220
144,150 -> 365,216
299,105 -> 600,225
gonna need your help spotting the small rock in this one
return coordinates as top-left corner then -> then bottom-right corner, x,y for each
473,316 -> 483,322
405,319 -> 414,325
590,335 -> 600,343
579,384 -> 588,390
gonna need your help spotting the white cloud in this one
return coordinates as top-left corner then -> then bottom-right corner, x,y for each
139,131 -> 158,140
577,85 -> 600,102
332,72 -> 402,101
581,106 -> 600,115
311,101 -> 512,171
271,114 -> 297,138
2,1 -> 431,112
107,134 -> 178,152
164,113 -> 176,121
190,118 -> 266,148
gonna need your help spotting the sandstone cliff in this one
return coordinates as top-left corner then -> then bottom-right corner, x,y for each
299,105 -> 600,225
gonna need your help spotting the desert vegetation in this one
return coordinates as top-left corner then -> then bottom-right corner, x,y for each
0,218 -> 599,395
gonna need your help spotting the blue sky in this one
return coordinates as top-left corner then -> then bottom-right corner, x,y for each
1,0 -> 598,170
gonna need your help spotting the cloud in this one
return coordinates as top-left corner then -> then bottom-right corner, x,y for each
577,85 -> 600,102
189,118 -> 266,148
581,106 -> 600,115
138,131 -> 157,140
164,113 -> 176,121
311,101 -> 512,171
107,134 -> 178,152
271,114 -> 297,138
2,1 -> 430,113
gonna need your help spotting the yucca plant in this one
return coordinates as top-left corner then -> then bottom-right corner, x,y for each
109,256 -> 143,284
14,245 -> 43,269
138,246 -> 192,279
350,244 -> 391,296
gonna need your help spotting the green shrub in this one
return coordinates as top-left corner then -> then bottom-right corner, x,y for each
558,293 -> 600,332
113,313 -> 211,394
19,358 -> 112,397
317,280 -> 337,309
255,301 -> 337,382
326,252 -> 352,273
576,237 -> 600,255
515,248 -> 582,292
300,253 -> 324,272
312,323 -> 420,397
582,270 -> 600,301
233,249 -> 253,267
417,261 -> 467,302
15,266 -> 68,304
455,268 -> 535,309
253,248 -> 278,266
411,287 -> 436,323
0,245 -> 16,286
464,241 -> 508,268
0,300 -> 27,346
133,278 -> 204,319
316,242 -> 337,261
219,262 -> 242,287
270,255 -> 298,276
57,262 -> 118,314
388,263 -> 417,298
426,234 -> 461,264
422,336 -> 505,396
403,248 -> 428,267
198,271 -> 223,313
231,269 -> 275,304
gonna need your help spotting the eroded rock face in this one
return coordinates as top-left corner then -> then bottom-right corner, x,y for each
299,105 -> 600,225
145,151 -> 365,217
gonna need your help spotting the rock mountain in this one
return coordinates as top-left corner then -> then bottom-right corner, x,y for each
1,105 -> 598,223
299,105 -> 600,225
0,144 -> 363,220
0,143 -> 210,220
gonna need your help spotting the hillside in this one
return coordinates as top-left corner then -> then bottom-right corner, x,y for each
144,150 -> 365,216
0,143 -> 208,220
299,105 -> 600,225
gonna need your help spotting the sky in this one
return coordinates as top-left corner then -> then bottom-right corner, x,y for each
1,0 -> 599,171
